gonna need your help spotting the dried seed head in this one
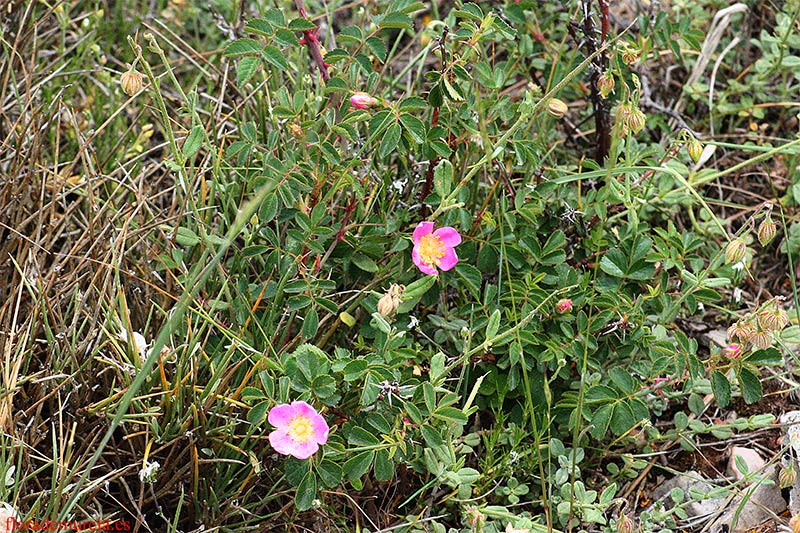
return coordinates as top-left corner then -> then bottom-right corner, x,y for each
616,514 -> 635,533
120,67 -> 143,96
727,321 -> 757,344
790,514 -> 800,533
724,238 -> 747,265
377,284 -> 404,318
288,123 -> 304,138
688,138 -> 703,164
598,72 -> 615,98
626,108 -> 646,134
757,217 -> 777,246
750,329 -> 774,351
780,464 -> 797,489
757,304 -> 789,332
547,98 -> 568,119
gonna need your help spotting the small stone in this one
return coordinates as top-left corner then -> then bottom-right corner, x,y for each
728,446 -> 766,480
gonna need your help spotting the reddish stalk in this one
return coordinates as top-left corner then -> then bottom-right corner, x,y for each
294,0 -> 330,81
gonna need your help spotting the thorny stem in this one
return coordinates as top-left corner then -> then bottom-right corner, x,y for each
581,0 -> 611,163
295,0 -> 330,81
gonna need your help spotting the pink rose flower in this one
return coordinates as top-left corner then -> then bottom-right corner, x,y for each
350,92 -> 378,109
268,401 -> 329,460
411,221 -> 461,275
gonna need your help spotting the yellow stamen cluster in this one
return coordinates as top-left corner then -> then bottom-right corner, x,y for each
418,234 -> 445,268
287,415 -> 314,444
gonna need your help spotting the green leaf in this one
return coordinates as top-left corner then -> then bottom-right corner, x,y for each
433,159 -> 453,198
711,370 -> 731,407
486,309 -> 501,339
745,347 -> 782,365
182,125 -> 204,158
288,18 -> 316,31
610,401 -> 635,436
738,367 -> 763,405
378,12 -> 413,30
399,113 -> 426,144
316,459 -> 342,488
366,36 -> 387,62
224,38 -> 262,57
433,407 -> 468,425
295,471 -> 317,511
454,264 -> 482,300
302,308 -> 319,338
343,451 -> 375,484
380,122 -> 402,158
599,248 -> 627,278
589,404 -> 613,439
374,449 -> 394,481
352,254 -> 379,273
175,227 -> 200,247
236,56 -> 260,87
348,426 -> 380,446
608,367 -> 635,394
262,45 -> 289,70
247,400 -> 270,425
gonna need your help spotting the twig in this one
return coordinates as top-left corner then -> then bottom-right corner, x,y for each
294,0 -> 330,81
577,0 -> 611,162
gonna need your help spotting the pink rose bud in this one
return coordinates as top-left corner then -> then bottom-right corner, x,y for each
722,343 -> 743,359
556,299 -> 573,314
350,92 -> 379,109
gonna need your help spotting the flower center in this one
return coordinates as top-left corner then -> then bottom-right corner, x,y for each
418,234 -> 445,267
287,415 -> 314,444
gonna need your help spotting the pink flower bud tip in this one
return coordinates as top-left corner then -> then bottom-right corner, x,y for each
350,92 -> 379,109
556,299 -> 573,314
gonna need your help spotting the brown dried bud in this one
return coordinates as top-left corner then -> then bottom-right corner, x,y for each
688,138 -> 703,164
616,514 -> 635,533
780,464 -> 797,489
626,108 -> 646,134
724,238 -> 747,265
750,330 -> 774,351
757,217 -> 777,246
288,124 -> 304,138
727,321 -> 757,344
547,98 -> 568,119
757,304 -> 789,332
790,514 -> 800,533
120,67 -> 143,96
598,72 -> 615,98
377,284 -> 405,318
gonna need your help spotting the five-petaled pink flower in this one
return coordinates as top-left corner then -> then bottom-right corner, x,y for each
412,221 -> 461,275
268,401 -> 329,460
350,92 -> 379,109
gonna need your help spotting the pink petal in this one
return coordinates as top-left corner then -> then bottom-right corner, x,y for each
309,414 -> 330,444
412,221 -> 434,244
412,246 -> 439,274
268,428 -> 295,455
433,227 -> 461,247
290,400 -> 317,419
268,404 -> 297,427
288,440 -> 320,460
438,247 -> 458,271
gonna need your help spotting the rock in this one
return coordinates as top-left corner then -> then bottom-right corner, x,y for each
728,446 -> 766,480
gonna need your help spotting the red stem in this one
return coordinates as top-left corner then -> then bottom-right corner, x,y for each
294,0 -> 330,81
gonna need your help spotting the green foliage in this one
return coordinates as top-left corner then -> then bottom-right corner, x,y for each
6,0 -> 800,531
